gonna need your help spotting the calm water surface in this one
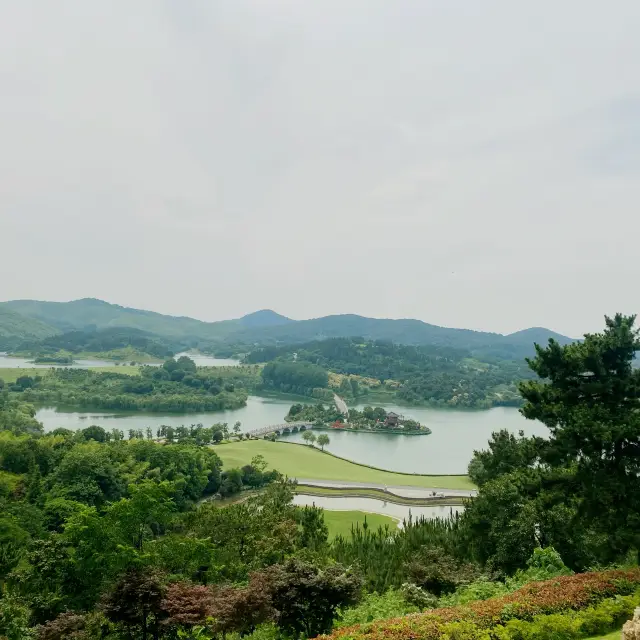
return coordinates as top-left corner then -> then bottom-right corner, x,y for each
283,402 -> 548,474
0,354 -> 116,368
35,397 -> 546,474
173,353 -> 240,367
0,352 -> 238,369
293,495 -> 463,523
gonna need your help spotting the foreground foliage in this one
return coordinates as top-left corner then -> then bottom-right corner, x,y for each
464,314 -> 640,573
1,314 -> 639,640
324,569 -> 640,640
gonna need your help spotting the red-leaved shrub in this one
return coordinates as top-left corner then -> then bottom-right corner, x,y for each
321,568 -> 640,640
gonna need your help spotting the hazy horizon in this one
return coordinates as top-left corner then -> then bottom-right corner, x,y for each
2,295 -> 581,338
2,1 -> 638,337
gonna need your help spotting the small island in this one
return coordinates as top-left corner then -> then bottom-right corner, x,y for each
285,402 -> 431,435
31,354 -> 75,365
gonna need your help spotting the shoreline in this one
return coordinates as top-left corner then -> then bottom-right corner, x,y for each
268,439 -> 470,479
295,486 -> 467,507
218,438 -> 477,484
308,424 -> 432,436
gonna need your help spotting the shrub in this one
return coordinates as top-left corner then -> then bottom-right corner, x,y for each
406,547 -> 482,596
439,578 -> 509,608
321,569 -> 640,640
339,590 -> 419,628
491,594 -> 638,640
441,620 -> 492,640
439,547 -> 571,608
400,583 -> 438,610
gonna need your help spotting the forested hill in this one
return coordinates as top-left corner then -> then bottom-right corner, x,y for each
0,298 -> 574,357
14,326 -> 176,360
232,314 -> 575,358
0,307 -> 60,350
1,298 -> 238,340
247,337 -> 536,407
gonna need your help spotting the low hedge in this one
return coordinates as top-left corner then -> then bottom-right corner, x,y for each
323,569 -> 640,640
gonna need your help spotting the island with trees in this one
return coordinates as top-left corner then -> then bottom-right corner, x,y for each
286,402 -> 432,434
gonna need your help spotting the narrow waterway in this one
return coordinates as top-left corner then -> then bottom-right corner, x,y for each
0,352 -> 238,368
0,354 -> 116,368
293,494 -> 463,523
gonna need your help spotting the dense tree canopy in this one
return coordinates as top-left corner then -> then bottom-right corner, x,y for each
261,361 -> 330,396
248,338 -> 535,408
5,358 -> 251,412
464,314 -> 640,571
14,327 -> 178,360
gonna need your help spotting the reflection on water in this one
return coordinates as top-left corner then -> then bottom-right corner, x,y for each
35,395 -> 294,433
293,494 -> 463,524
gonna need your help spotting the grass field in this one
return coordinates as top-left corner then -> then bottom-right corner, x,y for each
323,510 -> 398,539
0,366 -> 140,383
215,440 -> 475,490
587,630 -> 621,640
0,368 -> 50,383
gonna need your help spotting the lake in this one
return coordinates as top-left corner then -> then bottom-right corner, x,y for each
35,396 -> 547,475
174,353 -> 240,367
293,494 -> 463,523
0,354 -> 116,368
0,352 -> 239,369
282,401 -> 548,474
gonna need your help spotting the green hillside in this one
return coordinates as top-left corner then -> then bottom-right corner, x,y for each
506,326 -> 575,346
1,298 -> 574,357
0,307 -> 59,349
1,298 -> 238,341
13,326 -> 176,360
232,314 -> 576,358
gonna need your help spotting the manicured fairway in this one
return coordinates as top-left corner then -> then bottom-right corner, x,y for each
322,510 -> 398,539
215,440 -> 475,490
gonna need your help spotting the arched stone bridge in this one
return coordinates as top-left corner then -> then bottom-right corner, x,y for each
246,422 -> 313,438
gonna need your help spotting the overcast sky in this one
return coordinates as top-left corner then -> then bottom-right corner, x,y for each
1,1 -> 639,337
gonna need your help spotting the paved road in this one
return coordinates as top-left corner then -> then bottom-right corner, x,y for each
296,478 -> 477,498
333,393 -> 349,416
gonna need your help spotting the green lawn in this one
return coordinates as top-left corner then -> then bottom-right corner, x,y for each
91,366 -> 140,376
323,510 -> 398,539
215,440 -> 475,490
587,630 -> 621,640
0,368 -> 50,383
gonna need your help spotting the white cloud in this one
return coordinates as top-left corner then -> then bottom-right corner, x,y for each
0,0 -> 639,334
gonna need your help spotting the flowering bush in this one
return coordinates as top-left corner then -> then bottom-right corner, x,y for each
322,569 -> 640,640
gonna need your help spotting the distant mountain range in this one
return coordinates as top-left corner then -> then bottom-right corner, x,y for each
0,298 -> 575,357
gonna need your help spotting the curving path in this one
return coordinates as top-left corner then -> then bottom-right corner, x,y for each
295,478 -> 477,499
333,393 -> 349,416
